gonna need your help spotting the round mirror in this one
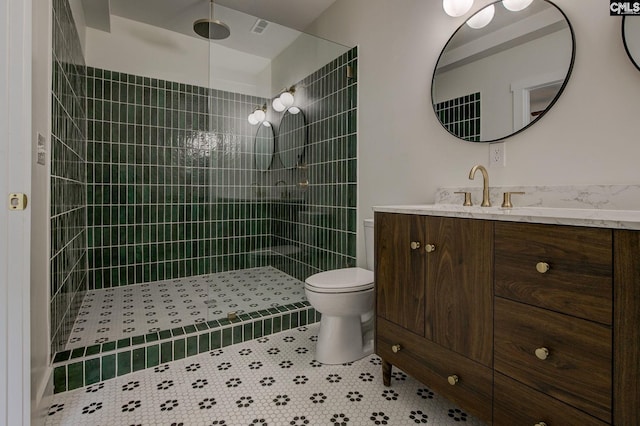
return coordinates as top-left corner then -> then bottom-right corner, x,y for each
278,108 -> 307,168
622,17 -> 640,71
254,122 -> 274,171
432,0 -> 575,142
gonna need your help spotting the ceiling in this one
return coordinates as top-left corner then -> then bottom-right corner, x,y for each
214,0 -> 338,31
82,0 -> 339,60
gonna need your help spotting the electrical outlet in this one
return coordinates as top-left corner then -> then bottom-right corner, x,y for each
489,142 -> 506,168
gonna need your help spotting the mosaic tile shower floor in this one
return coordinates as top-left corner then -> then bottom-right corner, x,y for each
45,323 -> 485,426
67,267 -> 306,350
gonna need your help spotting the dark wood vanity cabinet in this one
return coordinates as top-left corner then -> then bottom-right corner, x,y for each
374,213 -> 494,423
375,213 -> 640,426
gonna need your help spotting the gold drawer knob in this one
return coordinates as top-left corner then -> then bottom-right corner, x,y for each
410,241 -> 421,250
536,262 -> 550,274
534,422 -> 548,426
425,244 -> 436,253
535,347 -> 550,360
391,344 -> 402,353
447,375 -> 459,385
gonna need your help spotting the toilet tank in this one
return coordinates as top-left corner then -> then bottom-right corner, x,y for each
364,219 -> 374,270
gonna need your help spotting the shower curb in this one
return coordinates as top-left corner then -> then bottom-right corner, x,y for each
51,302 -> 318,394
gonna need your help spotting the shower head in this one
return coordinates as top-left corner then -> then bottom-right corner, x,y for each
194,0 -> 230,40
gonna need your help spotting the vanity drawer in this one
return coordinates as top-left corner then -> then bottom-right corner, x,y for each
494,297 -> 612,423
377,317 -> 493,423
494,372 -> 609,426
495,222 -> 612,324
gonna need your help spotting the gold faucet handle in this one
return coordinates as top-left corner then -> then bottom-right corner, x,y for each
501,191 -> 525,209
454,191 -> 473,206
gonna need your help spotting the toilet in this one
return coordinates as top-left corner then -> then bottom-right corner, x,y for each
304,219 -> 375,364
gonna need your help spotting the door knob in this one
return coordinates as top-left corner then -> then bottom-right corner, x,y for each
425,244 -> 436,253
447,375 -> 459,385
410,241 -> 421,250
391,344 -> 402,353
534,422 -> 548,426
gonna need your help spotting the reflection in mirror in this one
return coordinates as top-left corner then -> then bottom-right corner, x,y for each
432,0 -> 575,142
278,108 -> 307,168
623,17 -> 640,71
254,122 -> 274,171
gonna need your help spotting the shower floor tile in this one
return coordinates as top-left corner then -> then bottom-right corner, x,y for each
67,267 -> 306,351
44,323 -> 486,426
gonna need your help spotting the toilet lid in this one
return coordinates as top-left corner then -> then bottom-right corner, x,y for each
305,267 -> 374,293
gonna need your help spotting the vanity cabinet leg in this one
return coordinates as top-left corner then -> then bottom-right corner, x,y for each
382,359 -> 392,386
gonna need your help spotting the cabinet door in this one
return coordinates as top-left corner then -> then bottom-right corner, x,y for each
425,217 -> 493,366
375,213 -> 425,336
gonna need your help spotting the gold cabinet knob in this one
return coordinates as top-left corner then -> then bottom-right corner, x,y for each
535,347 -> 550,360
447,375 -> 459,385
534,422 -> 548,426
391,344 -> 402,353
425,244 -> 436,253
536,262 -> 550,274
410,241 -> 421,250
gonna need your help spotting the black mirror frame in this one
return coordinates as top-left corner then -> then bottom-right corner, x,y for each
622,16 -> 640,72
431,0 -> 576,143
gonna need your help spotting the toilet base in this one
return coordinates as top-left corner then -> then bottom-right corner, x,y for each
314,314 -> 374,365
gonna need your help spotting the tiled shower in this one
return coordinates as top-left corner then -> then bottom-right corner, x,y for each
50,0 -> 358,392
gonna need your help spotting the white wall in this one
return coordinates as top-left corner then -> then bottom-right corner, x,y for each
30,0 -> 52,422
270,32 -> 349,93
68,0 -> 86,54
306,0 -> 640,266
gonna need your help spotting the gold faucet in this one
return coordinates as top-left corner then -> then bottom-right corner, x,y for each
469,164 -> 491,207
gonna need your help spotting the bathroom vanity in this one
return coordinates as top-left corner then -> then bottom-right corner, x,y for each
373,204 -> 640,426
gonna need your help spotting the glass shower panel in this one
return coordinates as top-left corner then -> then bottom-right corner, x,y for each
204,4 -> 356,325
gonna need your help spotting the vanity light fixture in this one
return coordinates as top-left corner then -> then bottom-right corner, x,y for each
443,0 -> 474,17
272,86 -> 296,112
248,104 -> 267,125
502,0 -> 533,12
466,4 -> 494,29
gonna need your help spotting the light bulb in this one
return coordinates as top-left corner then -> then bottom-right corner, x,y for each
502,0 -> 533,12
248,113 -> 259,125
272,97 -> 286,112
443,0 -> 474,17
253,109 -> 266,122
466,4 -> 494,29
279,91 -> 294,108
288,106 -> 300,115
262,121 -> 271,127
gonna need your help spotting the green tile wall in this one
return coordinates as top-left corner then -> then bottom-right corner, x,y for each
269,49 -> 358,281
85,70 -> 272,288
85,49 -> 358,289
50,0 -> 88,354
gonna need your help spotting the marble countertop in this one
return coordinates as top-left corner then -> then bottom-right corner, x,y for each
372,204 -> 640,230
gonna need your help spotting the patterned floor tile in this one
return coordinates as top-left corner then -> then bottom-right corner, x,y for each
67,267 -> 305,350
46,323 -> 486,425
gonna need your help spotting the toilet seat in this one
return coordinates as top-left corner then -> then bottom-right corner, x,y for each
305,267 -> 374,294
